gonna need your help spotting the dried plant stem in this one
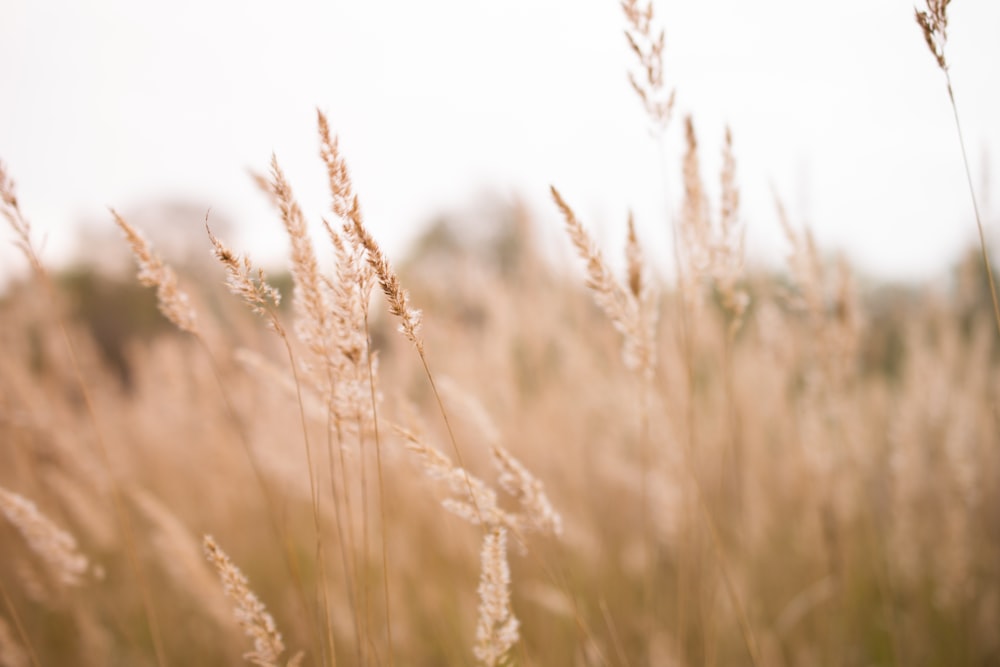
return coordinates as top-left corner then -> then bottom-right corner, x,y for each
352,211 -> 485,527
857,475 -> 903,667
325,419 -> 363,667
275,332 -> 337,666
194,336 -> 320,650
364,314 -> 395,667
206,224 -> 337,661
635,374 -> 656,655
355,402 -> 373,666
598,597 -> 630,667
721,333 -> 744,519
0,582 -> 42,667
915,0 -> 1000,336
417,352 -> 486,528
673,261 -> 762,667
945,75 -> 1000,337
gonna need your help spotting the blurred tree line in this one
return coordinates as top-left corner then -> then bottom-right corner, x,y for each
2,196 -> 998,391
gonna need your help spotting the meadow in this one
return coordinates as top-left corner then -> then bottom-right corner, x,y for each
2,1 -> 999,665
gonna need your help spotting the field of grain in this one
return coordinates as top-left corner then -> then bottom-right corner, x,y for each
2,2 -> 999,665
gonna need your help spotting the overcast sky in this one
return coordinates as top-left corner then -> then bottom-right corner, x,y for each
2,0 -> 999,286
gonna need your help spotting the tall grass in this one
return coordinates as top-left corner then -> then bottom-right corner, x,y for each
1,4 -> 999,666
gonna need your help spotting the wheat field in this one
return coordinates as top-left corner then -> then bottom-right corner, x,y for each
2,2 -> 999,665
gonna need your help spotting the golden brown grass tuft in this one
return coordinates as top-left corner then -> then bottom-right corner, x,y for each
2,6 -> 1000,666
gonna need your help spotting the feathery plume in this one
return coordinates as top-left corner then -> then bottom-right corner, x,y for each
317,110 -> 356,221
112,210 -> 199,334
552,186 -> 652,376
350,208 -> 424,350
715,126 -> 749,330
679,119 -> 749,328
679,117 -> 712,288
203,535 -> 287,667
395,427 -> 514,528
315,110 -> 421,349
491,445 -> 562,537
0,162 -> 44,275
207,223 -> 283,331
625,213 -> 658,378
269,154 -> 336,367
915,0 -> 950,70
323,219 -> 379,424
621,0 -> 675,131
436,377 -> 563,536
473,526 -> 519,666
0,486 -> 89,588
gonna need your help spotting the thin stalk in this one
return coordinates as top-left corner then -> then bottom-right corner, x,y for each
5,202 -> 169,665
355,401 -> 372,667
195,336 -> 319,652
52,295 -> 168,667
599,596 -> 631,667
326,416 -> 363,666
275,331 -> 336,666
635,373 -> 655,664
364,314 -> 395,667
944,74 -> 1000,338
673,247 -> 762,667
416,351 -> 487,528
0,581 -> 42,667
721,331 -> 744,527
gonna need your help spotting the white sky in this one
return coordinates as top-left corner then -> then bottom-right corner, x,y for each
2,0 -> 999,286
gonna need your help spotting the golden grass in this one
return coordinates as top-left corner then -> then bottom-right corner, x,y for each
1,4 -> 999,666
